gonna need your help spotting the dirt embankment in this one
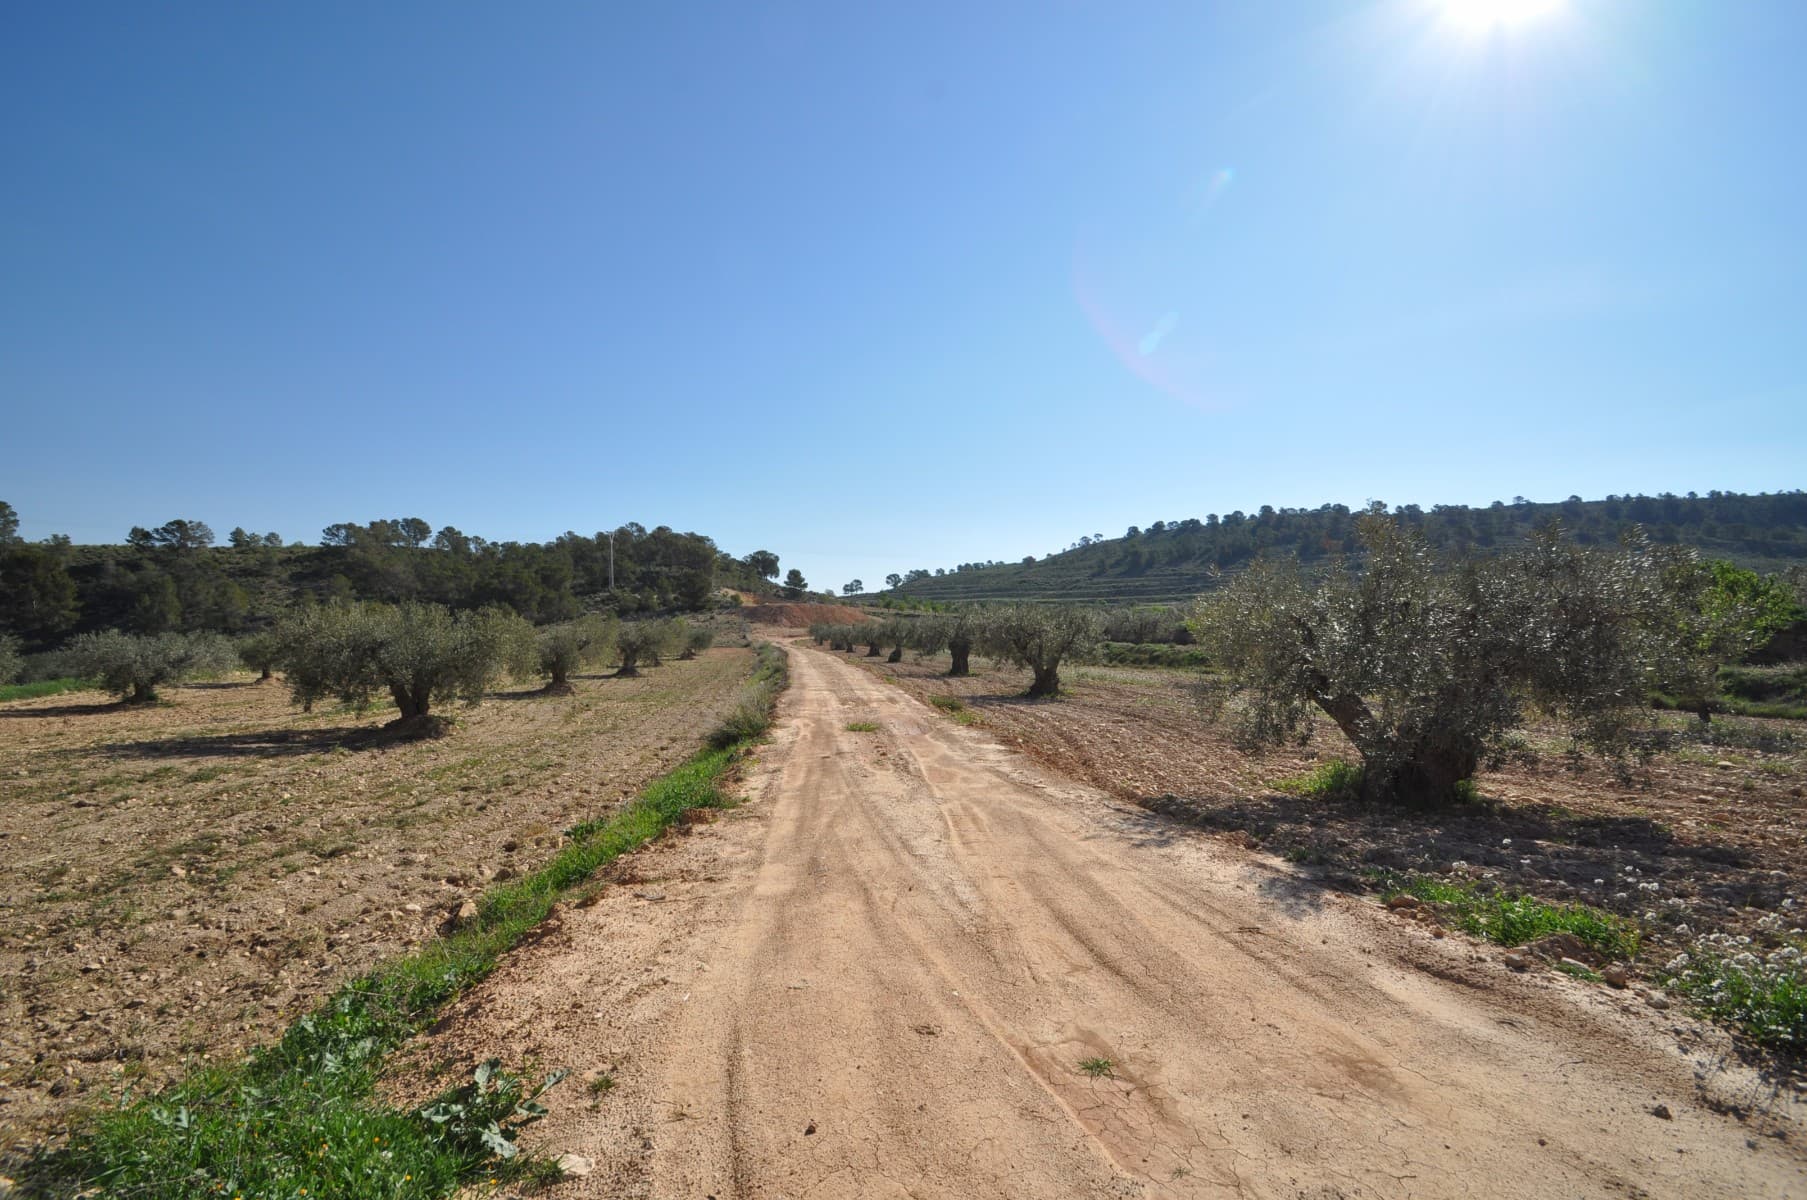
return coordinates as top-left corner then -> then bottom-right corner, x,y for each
404,642 -> 1804,1198
737,602 -> 869,628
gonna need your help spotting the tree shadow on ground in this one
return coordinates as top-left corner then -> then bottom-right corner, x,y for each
87,722 -> 427,760
1135,788 -> 1788,927
0,700 -> 128,719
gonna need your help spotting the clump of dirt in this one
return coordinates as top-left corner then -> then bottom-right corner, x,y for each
739,602 -> 869,628
0,649 -> 755,1153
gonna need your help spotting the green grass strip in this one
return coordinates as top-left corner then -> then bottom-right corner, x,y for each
0,677 -> 94,702
1382,875 -> 1641,961
29,648 -> 789,1200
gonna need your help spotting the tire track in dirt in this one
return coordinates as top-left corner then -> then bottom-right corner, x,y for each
424,641 -> 1804,1199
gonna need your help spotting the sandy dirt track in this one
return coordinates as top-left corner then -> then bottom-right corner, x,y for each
421,642 -> 1805,1199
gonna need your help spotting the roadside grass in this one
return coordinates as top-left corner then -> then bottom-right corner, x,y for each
926,694 -> 980,726
705,642 -> 788,750
845,721 -> 881,733
33,648 -> 789,1200
1659,937 -> 1807,1056
0,677 -> 94,703
1379,874 -> 1640,961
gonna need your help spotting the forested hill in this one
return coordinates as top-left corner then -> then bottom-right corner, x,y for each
0,512 -> 786,649
893,491 -> 1807,604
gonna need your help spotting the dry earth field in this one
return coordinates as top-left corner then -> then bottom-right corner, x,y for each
0,646 -> 757,1154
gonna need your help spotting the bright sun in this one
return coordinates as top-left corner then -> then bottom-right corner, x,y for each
1441,0 -> 1563,32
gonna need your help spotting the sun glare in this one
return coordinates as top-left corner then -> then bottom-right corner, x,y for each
1441,0 -> 1563,32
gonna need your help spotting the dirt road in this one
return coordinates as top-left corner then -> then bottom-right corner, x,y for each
422,643 -> 1805,1198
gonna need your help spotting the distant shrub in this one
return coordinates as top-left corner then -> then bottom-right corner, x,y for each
0,634 -> 20,686
66,629 -> 236,703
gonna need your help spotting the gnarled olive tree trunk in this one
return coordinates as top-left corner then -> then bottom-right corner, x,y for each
948,637 -> 971,677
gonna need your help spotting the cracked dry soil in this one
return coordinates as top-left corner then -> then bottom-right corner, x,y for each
410,641 -> 1805,1198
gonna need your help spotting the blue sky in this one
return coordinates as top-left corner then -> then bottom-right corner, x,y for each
3,1 -> 1802,593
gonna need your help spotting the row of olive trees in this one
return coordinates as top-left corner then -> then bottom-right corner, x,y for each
810,604 -> 1101,697
44,607 -> 713,724
810,513 -> 1787,808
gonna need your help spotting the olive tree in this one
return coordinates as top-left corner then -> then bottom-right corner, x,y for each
238,630 -> 283,681
912,607 -> 982,676
876,617 -> 913,662
678,623 -> 714,660
981,605 -> 1100,697
537,613 -> 617,691
66,629 -> 236,703
1193,513 -> 1694,808
275,602 -> 533,724
614,618 -> 676,677
1659,560 -> 1802,722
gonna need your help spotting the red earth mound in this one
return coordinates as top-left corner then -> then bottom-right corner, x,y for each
740,602 -> 870,628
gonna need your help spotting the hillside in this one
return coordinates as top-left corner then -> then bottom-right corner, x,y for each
894,490 -> 1807,603
0,514 -> 789,649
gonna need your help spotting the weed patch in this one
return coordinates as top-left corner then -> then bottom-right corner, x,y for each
1660,936 -> 1807,1056
845,721 -> 880,733
1381,875 -> 1640,961
0,677 -> 95,702
1274,760 -> 1364,804
927,694 -> 980,726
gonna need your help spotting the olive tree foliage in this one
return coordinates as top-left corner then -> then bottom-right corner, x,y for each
66,629 -> 236,703
981,605 -> 1101,698
613,618 -> 676,677
0,633 -> 22,685
877,617 -> 913,662
536,613 -> 618,689
237,630 -> 283,681
275,602 -> 534,723
808,621 -> 865,652
1658,560 -> 1799,721
910,607 -> 983,676
678,622 -> 714,660
1192,513 -> 1700,808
